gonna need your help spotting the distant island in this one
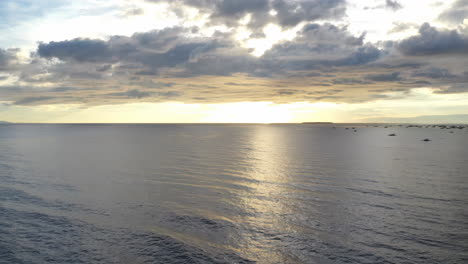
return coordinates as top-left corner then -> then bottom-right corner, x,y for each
0,121 -> 12,124
302,122 -> 334,124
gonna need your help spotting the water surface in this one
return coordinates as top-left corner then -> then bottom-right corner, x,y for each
1,124 -> 467,263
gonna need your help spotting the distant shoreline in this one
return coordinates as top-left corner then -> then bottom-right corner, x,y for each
301,122 -> 334,124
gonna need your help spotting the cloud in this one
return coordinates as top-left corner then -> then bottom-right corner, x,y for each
121,7 -> 144,17
32,11 -> 385,82
338,45 -> 382,65
438,0 -> 468,24
398,23 -> 468,55
3,17 -> 465,107
332,78 -> 373,85
146,0 -> 346,30
259,23 -> 381,74
388,22 -> 418,34
36,27 -> 223,71
107,89 -> 180,99
96,64 -> 112,72
38,39 -> 111,62
10,21 -> 393,106
412,67 -> 456,79
385,0 -> 402,11
271,0 -> 346,27
14,96 -> 57,105
434,83 -> 468,94
264,23 -> 366,59
109,89 -> 152,99
365,72 -> 402,82
365,0 -> 402,11
215,0 -> 269,16
212,0 -> 270,28
0,48 -> 18,71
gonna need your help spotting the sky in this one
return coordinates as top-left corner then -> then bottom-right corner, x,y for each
0,0 -> 467,123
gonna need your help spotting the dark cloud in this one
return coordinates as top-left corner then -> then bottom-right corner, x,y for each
412,67 -> 457,79
224,82 -> 257,86
264,23 -> 363,58
96,64 -> 112,72
14,96 -> 56,105
157,91 -> 182,98
120,90 -> 179,99
271,0 -> 346,27
259,24 -> 382,74
146,0 -> 260,28
36,27 -> 221,70
370,88 -> 408,93
276,89 -> 303,95
365,72 -> 402,82
153,82 -> 176,89
434,83 -> 468,94
33,15 -> 386,84
338,45 -> 382,65
308,89 -> 343,95
0,48 -> 18,71
332,78 -> 373,85
109,89 -> 152,99
19,58 -> 110,83
385,0 -> 402,11
38,39 -> 111,62
172,53 -> 257,77
273,47 -> 381,74
438,0 -> 468,24
310,95 -> 344,101
399,80 -> 432,86
49,87 -> 77,92
216,0 -> 269,16
146,0 -> 346,30
398,23 -> 468,56
372,62 -> 425,70
212,0 -> 270,28
0,49 -> 10,67
301,23 -> 365,46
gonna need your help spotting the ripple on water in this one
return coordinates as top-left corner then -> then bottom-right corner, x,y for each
1,124 -> 468,263
0,206 -> 253,264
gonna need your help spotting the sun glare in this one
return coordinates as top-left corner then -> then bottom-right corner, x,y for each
203,102 -> 296,123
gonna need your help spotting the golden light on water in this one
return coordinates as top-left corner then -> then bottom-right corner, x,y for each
238,125 -> 293,261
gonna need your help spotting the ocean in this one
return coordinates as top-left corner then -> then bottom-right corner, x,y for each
0,124 -> 467,263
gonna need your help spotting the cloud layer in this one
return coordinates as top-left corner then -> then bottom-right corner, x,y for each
0,0 -> 467,110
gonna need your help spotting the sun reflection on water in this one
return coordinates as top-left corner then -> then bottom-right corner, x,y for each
238,125 -> 298,262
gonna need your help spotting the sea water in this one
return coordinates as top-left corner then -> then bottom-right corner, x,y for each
0,124 -> 467,263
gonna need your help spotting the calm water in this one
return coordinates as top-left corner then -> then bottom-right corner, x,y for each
0,124 -> 467,263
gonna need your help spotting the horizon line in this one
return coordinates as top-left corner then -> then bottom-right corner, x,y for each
2,122 -> 468,125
